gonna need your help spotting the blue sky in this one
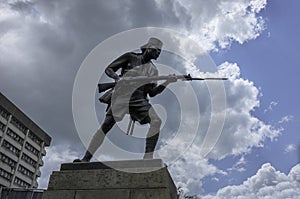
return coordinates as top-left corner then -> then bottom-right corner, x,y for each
214,0 -> 299,171
0,0 -> 299,198
204,0 -> 300,195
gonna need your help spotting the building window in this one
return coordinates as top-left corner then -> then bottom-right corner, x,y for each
21,153 -> 37,168
18,165 -> 34,179
6,128 -> 24,145
0,121 -> 5,132
0,168 -> 12,181
25,142 -> 39,156
14,177 -> 30,188
10,117 -> 27,134
28,131 -> 43,146
2,140 -> 20,157
0,152 -> 17,169
0,106 -> 10,120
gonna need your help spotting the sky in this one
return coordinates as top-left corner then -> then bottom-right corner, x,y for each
0,0 -> 300,198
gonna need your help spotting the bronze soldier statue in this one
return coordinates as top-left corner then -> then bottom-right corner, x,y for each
74,37 -> 177,162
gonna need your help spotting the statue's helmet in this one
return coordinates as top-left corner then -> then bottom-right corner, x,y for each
140,37 -> 163,50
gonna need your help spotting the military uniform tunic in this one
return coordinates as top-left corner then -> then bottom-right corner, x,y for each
105,52 -> 159,124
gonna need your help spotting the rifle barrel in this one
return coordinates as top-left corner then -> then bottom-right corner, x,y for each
193,77 -> 228,80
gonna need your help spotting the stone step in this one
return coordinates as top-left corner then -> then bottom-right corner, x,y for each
61,159 -> 164,171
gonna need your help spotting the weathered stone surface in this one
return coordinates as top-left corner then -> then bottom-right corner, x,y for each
48,168 -> 168,190
61,159 -> 164,170
43,159 -> 178,199
42,190 -> 75,199
75,189 -> 130,199
130,188 -> 171,199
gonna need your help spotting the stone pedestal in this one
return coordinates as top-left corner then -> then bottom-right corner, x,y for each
43,159 -> 178,199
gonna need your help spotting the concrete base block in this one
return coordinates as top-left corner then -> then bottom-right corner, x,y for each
43,159 -> 178,199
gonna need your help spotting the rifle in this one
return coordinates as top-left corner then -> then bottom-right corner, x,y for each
98,74 -> 227,93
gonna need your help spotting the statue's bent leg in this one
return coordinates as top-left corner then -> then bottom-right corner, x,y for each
143,107 -> 162,159
74,114 -> 116,162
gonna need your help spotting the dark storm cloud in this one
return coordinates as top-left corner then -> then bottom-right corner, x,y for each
122,0 -> 192,29
0,0 -> 185,148
9,0 -> 35,15
0,0 -> 131,147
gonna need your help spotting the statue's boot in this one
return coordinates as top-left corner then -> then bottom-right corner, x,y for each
143,134 -> 159,159
73,128 -> 106,163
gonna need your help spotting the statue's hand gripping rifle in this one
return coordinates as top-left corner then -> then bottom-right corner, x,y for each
98,74 -> 227,93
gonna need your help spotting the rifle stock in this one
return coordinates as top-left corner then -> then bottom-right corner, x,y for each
98,82 -> 116,93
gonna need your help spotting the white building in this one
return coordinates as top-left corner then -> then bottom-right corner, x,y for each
0,92 -> 51,188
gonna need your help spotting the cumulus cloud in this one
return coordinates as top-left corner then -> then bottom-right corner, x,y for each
38,144 -> 79,189
227,156 -> 247,173
285,144 -> 296,153
168,145 -> 227,195
279,115 -> 294,124
200,163 -> 300,199
153,0 -> 266,50
161,61 -> 281,195
263,101 -> 278,113
206,62 -> 281,159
